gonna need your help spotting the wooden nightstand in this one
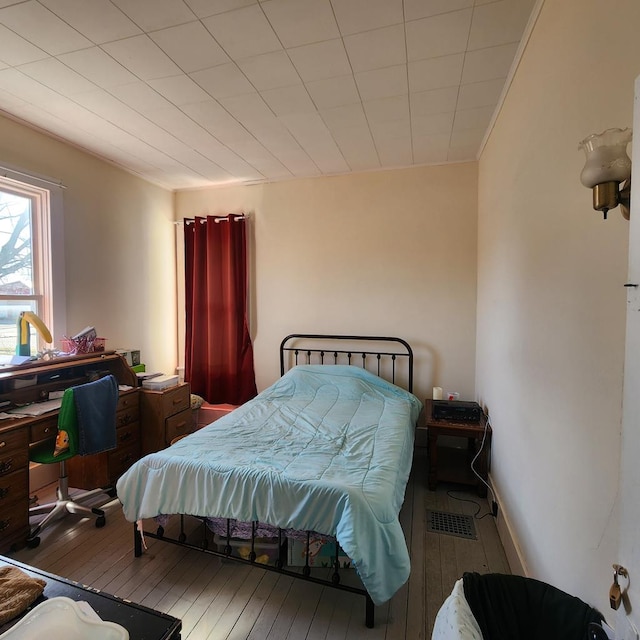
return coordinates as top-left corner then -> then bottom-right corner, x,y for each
421,399 -> 492,497
140,382 -> 192,454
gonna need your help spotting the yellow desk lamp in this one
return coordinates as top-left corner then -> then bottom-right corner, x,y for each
16,311 -> 53,356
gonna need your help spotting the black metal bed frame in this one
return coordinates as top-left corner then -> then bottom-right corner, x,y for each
132,334 -> 415,629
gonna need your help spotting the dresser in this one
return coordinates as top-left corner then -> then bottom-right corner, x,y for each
140,382 -> 193,455
0,352 -> 138,552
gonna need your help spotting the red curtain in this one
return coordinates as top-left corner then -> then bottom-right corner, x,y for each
184,215 -> 257,405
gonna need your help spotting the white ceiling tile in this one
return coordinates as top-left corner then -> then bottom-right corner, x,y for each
332,0 -> 403,36
406,9 -> 472,61
202,5 -> 281,60
190,63 -> 255,99
468,0 -> 535,51
237,50 -> 300,90
109,82 -> 174,114
450,127 -> 484,148
320,103 -> 368,133
148,75 -> 212,106
101,35 -> 183,81
288,39 -> 351,82
461,42 -> 518,84
279,112 -> 349,173
110,0 -> 196,32
448,128 -> 483,160
457,77 -> 504,110
184,0 -> 257,19
181,99 -> 253,144
150,21 -> 230,73
39,0 -> 141,44
305,75 -> 360,110
0,1 -> 93,55
412,132 -> 451,164
458,78 -> 505,109
332,131 -> 380,171
17,58 -> 98,94
343,24 -> 405,73
261,0 -> 339,48
354,65 -> 407,101
260,84 -> 315,116
453,104 -> 494,131
404,0 -> 473,22
410,86 -> 458,117
370,119 -> 411,143
0,67 -> 61,105
219,92 -> 273,122
411,111 -> 454,136
376,138 -> 412,166
57,47 -> 138,88
0,24 -> 48,66
408,54 -> 464,92
363,95 -> 409,124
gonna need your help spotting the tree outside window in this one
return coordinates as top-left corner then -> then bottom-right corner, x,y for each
0,179 -> 51,356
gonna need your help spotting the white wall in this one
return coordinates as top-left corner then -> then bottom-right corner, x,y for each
176,163 -> 479,403
0,114 -> 177,375
477,0 -> 639,617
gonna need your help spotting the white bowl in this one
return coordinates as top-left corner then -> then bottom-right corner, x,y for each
0,596 -> 129,640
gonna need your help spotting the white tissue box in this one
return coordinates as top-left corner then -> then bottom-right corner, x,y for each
141,374 -> 179,391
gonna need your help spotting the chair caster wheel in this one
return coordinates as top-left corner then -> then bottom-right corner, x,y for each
96,516 -> 106,528
26,537 -> 40,549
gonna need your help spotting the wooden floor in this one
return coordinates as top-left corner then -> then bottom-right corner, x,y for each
8,448 -> 509,639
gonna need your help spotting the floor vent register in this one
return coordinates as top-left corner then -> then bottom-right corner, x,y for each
426,510 -> 477,540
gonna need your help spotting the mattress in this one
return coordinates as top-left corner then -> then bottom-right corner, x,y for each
116,364 -> 422,605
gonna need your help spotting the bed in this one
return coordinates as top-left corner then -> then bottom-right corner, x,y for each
116,334 -> 421,628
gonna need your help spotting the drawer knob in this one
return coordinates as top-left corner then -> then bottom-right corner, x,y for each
0,459 -> 13,475
0,441 -> 5,449
43,427 -> 50,434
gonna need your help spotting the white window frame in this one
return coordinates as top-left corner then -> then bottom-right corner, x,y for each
0,166 -> 66,352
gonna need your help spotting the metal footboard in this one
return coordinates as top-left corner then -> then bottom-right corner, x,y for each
133,519 -> 375,628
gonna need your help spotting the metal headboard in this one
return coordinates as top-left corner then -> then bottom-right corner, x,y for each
279,334 -> 414,393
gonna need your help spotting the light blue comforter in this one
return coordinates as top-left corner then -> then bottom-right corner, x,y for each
116,365 -> 422,605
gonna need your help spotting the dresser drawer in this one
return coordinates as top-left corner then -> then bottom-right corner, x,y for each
30,415 -> 58,444
165,408 -> 194,445
117,391 -> 138,413
0,498 -> 28,545
0,468 -> 28,507
161,384 -> 190,418
0,429 -> 29,477
116,421 -> 140,448
108,442 -> 140,481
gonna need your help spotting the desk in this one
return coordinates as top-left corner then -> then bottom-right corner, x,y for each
0,352 -> 139,552
0,555 -> 181,639
421,399 -> 492,497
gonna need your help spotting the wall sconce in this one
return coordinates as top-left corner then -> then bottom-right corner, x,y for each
579,127 -> 632,220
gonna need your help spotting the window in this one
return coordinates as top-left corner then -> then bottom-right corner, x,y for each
0,171 -> 64,356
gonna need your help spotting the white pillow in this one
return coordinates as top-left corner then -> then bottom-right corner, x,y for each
432,578 -> 483,640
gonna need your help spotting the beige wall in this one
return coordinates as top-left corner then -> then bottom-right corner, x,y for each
176,163 -> 479,402
0,114 -> 177,375
477,0 -> 638,616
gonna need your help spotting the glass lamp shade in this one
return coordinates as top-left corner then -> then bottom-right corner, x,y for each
579,127 -> 632,188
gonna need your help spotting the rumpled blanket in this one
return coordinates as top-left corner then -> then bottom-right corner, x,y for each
0,566 -> 46,624
462,572 -> 603,640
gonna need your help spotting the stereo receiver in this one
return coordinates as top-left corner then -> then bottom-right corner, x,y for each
432,400 -> 482,422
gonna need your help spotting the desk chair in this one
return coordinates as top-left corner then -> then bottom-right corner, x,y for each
27,375 -> 119,548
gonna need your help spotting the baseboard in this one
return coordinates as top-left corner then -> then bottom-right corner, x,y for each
489,474 -> 528,576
